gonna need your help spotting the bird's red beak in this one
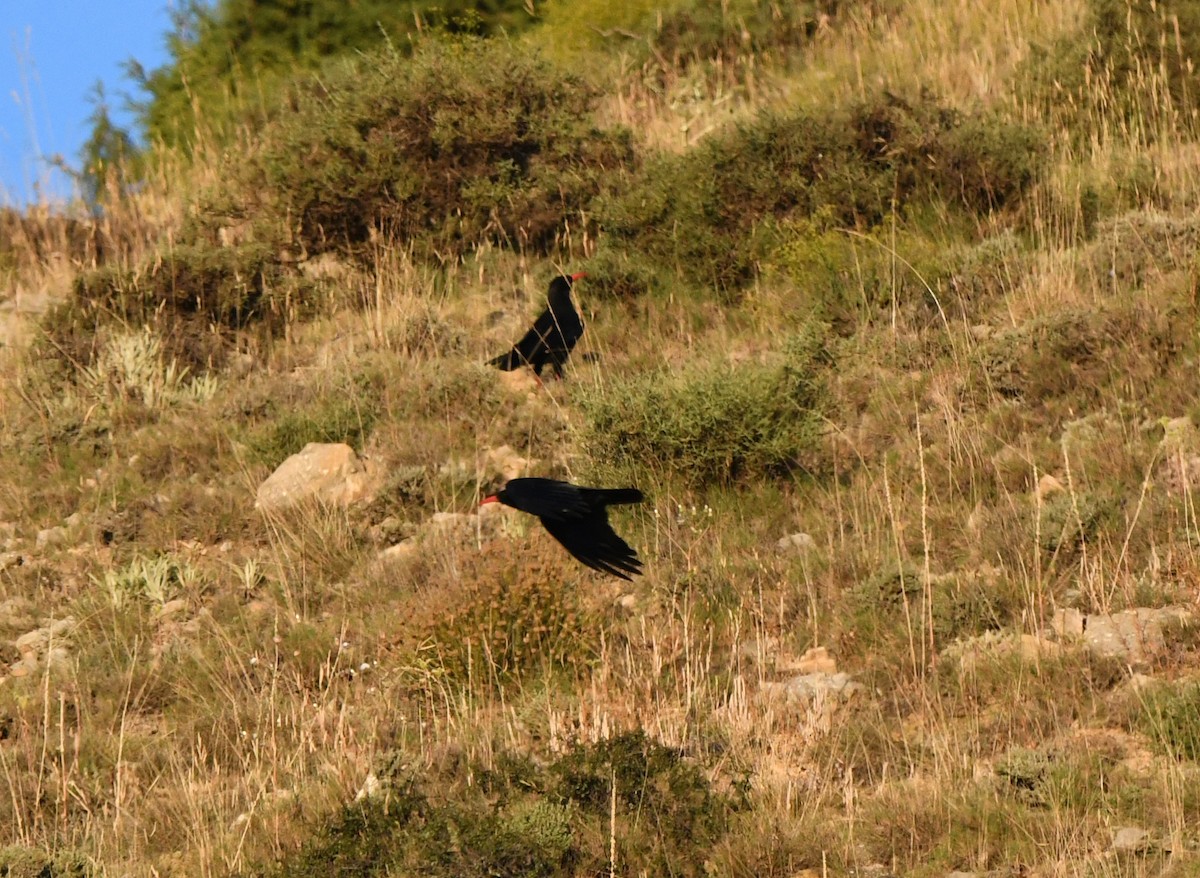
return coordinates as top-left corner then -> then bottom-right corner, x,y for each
570,272 -> 588,282
480,495 -> 500,506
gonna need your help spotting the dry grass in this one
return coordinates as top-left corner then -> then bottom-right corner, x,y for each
1,0 -> 1199,875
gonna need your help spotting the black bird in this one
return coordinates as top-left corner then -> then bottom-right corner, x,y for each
481,477 -> 644,580
488,273 -> 586,380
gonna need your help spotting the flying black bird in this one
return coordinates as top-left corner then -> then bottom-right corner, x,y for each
481,477 -> 644,580
488,272 -> 586,380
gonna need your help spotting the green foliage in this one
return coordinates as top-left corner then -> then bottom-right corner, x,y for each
96,553 -> 198,610
72,242 -> 320,331
768,217 -> 969,326
580,327 -> 829,487
1018,0 -> 1200,141
1133,680 -> 1200,760
128,0 -> 537,151
649,0 -> 843,67
580,246 -> 666,299
415,542 -> 599,688
80,83 -> 140,206
218,37 -> 633,263
0,845 -> 91,878
600,91 -> 1045,291
243,388 -> 381,465
249,732 -> 736,878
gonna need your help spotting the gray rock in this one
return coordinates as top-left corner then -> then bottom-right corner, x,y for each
776,532 -> 817,554
354,772 -> 381,802
483,444 -> 536,481
1111,826 -> 1152,853
1048,606 -> 1193,667
158,599 -> 188,619
35,526 -> 68,549
255,443 -> 380,511
760,670 -> 865,705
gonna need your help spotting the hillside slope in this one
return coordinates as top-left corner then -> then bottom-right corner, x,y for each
3,1 -> 1200,875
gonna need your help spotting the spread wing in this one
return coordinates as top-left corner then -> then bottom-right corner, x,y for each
540,510 -> 643,581
501,478 -> 592,519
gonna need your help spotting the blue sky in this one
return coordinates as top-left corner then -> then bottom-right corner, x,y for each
1,1 -> 175,205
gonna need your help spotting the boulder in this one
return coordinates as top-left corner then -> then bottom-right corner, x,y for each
255,443 -> 379,511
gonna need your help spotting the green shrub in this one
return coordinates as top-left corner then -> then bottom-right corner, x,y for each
600,91 -> 1044,292
242,375 -> 383,465
1018,0 -> 1200,141
768,216 -> 971,326
249,731 -> 736,878
219,37 -> 633,264
649,0 -> 843,67
1132,680 -> 1200,760
417,552 -> 597,688
72,242 -> 316,329
580,327 -> 829,486
0,845 -> 91,878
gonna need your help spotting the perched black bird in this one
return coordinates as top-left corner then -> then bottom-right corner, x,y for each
481,477 -> 644,580
488,273 -> 586,380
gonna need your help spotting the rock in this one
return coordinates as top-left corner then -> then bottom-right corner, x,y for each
430,511 -> 472,527
377,542 -> 417,562
14,629 -> 44,654
759,670 -> 864,706
776,532 -> 816,554
8,617 -> 75,678
775,645 -> 838,675
354,772 -> 381,802
1035,474 -> 1065,501
255,443 -> 379,511
1047,606 -> 1193,667
1111,826 -> 1153,853
35,526 -> 68,549
483,444 -> 535,481
1159,416 -> 1199,455
159,599 -> 188,619
943,631 -> 1060,671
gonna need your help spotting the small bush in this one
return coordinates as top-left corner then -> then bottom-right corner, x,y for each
580,327 -> 829,487
73,242 -> 318,330
222,37 -> 634,263
242,376 -> 383,465
414,540 -> 600,688
769,217 -> 967,327
1079,210 -> 1200,295
599,91 -> 1045,292
249,731 -> 736,878
96,553 -> 200,610
0,845 -> 91,878
1018,0 -> 1200,140
1132,679 -> 1200,760
649,0 -> 842,68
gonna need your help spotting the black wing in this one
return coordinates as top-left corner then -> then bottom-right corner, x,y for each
545,293 -> 584,358
540,510 -> 643,580
487,304 -> 556,370
500,478 -> 592,519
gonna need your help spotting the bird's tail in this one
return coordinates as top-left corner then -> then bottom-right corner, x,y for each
487,349 -> 520,371
593,488 -> 643,506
